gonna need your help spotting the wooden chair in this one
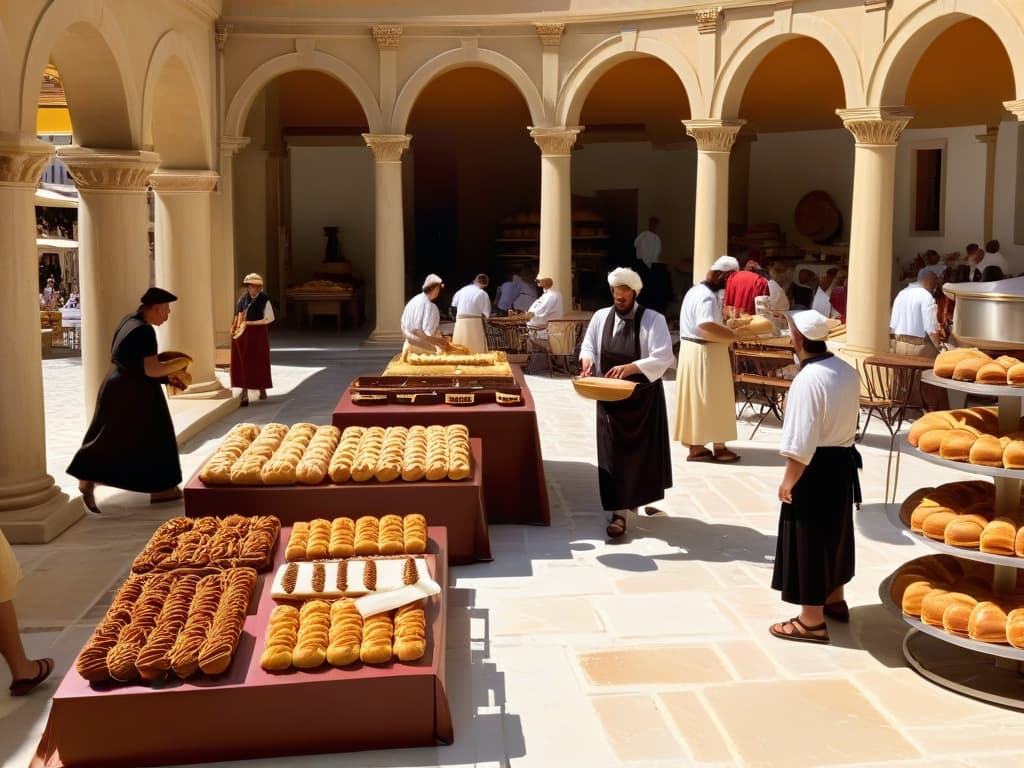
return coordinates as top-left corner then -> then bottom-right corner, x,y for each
731,346 -> 794,437
543,319 -> 587,377
484,317 -> 529,354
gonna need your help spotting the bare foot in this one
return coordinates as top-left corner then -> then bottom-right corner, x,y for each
79,481 -> 100,514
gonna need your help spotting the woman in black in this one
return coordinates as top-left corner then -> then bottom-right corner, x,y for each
68,288 -> 189,513
230,273 -> 274,406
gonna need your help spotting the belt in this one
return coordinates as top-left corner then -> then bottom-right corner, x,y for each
681,336 -> 706,345
894,334 -> 927,344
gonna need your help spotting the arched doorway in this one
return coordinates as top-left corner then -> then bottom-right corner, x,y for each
405,66 -> 536,309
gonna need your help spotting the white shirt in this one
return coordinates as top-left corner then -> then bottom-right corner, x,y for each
889,283 -> 937,338
779,354 -> 860,465
679,282 -> 721,339
580,306 -> 674,381
634,230 -> 662,268
977,251 -> 1009,276
451,283 -> 491,317
811,287 -> 834,318
767,280 -> 790,311
526,289 -> 564,329
400,292 -> 440,344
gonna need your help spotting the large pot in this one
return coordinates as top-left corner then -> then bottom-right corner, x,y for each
944,276 -> 1024,349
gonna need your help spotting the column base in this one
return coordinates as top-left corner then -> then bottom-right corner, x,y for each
0,488 -> 79,544
363,328 -> 405,347
172,378 -> 232,400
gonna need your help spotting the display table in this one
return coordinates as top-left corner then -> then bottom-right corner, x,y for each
32,528 -> 452,767
286,291 -> 359,331
184,440 -> 490,565
332,366 -> 550,525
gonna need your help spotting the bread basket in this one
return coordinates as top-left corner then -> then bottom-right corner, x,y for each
571,376 -> 636,402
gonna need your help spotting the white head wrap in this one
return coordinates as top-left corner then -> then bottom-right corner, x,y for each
607,267 -> 643,295
421,273 -> 444,290
786,309 -> 830,341
710,256 -> 740,273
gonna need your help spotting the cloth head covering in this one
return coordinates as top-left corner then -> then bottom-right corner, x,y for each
607,267 -> 643,294
786,309 -> 830,341
243,272 -> 264,286
422,273 -> 444,290
744,259 -> 762,271
710,256 -> 740,273
140,287 -> 178,305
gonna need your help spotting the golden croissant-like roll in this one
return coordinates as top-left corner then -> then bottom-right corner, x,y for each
359,612 -> 394,664
354,516 -> 380,556
169,573 -> 223,678
292,600 -> 331,669
260,604 -> 300,671
327,598 -> 363,666
306,518 -> 332,560
942,601 -> 975,638
393,601 -> 427,662
329,517 -> 356,558
921,511 -> 957,541
943,514 -> 989,548
921,589 -> 975,628
980,517 -> 1016,556
286,522 -> 310,562
1006,608 -> 1024,649
901,580 -> 936,617
378,514 -> 405,555
403,514 -> 427,554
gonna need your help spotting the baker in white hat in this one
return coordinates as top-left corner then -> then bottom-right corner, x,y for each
400,273 -> 454,353
769,309 -> 861,645
579,266 -> 674,539
674,255 -> 741,462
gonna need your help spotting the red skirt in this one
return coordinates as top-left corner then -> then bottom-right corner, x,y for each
230,324 -> 273,389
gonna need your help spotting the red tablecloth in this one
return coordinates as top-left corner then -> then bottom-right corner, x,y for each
332,367 -> 550,525
184,440 -> 490,565
32,528 -> 451,768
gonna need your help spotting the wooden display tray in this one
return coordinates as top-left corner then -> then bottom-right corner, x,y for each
184,440 -> 490,565
351,375 -> 523,407
32,529 -> 452,768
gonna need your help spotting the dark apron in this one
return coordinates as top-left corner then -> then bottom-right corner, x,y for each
596,306 -> 673,511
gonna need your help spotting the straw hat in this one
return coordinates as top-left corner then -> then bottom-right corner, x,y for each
243,273 -> 264,286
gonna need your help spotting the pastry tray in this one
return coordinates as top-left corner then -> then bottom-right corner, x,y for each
351,375 -> 523,407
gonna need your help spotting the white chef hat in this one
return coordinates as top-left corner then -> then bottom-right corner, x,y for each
422,273 -> 444,290
607,267 -> 643,294
786,309 -> 831,341
710,255 -> 740,273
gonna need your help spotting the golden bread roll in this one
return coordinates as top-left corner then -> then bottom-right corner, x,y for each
354,516 -> 380,556
1006,608 -> 1024,649
980,518 -> 1017,556
379,514 -> 405,555
943,514 -> 989,548
942,601 -> 977,637
306,519 -> 331,560
260,604 -> 300,671
969,601 -> 1009,643
933,348 -> 989,378
954,407 -> 999,434
359,612 -> 394,664
994,355 -> 1021,369
393,601 -> 427,662
976,362 -> 1009,385
952,354 -> 992,382
199,568 -> 257,675
901,580 -> 936,617
403,513 -> 428,554
1009,363 -> 1024,387
292,600 -> 331,669
918,429 -> 950,455
910,503 -> 953,534
968,435 -> 1005,467
1003,440 -> 1024,469
909,416 -> 951,447
327,598 -> 362,666
923,592 -> 978,630
921,511 -> 957,541
286,522 -> 310,562
169,573 -> 223,678
1016,525 -> 1024,557
938,429 -> 977,462
329,517 -> 356,558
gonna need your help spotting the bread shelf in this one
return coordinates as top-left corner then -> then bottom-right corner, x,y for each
899,435 -> 1024,480
921,370 -> 1024,399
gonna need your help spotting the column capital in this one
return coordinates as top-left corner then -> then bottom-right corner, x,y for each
149,169 -> 220,193
683,119 -> 745,152
529,126 -> 583,157
534,23 -> 565,47
1003,99 -> 1024,121
55,147 -> 160,191
836,106 -> 913,145
864,0 -> 891,10
215,20 -> 232,51
363,133 -> 411,162
695,7 -> 722,34
0,136 -> 54,187
372,24 -> 403,49
220,135 -> 251,156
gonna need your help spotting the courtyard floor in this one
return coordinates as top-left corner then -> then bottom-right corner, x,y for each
3,327 -> 1023,768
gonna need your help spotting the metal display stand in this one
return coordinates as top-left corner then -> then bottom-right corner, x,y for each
887,372 -> 1024,707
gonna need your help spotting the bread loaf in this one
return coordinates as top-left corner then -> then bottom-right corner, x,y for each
393,600 -> 427,662
1004,440 -> 1024,469
1016,525 -> 1024,557
378,514 -> 405,555
260,604 -> 300,671
934,348 -> 989,378
942,601 -> 976,637
952,354 -> 992,382
403,513 -> 428,554
306,518 -> 331,560
976,362 -> 1009,385
938,429 -> 978,462
326,598 -> 362,666
969,601 -> 1009,643
286,522 -> 310,562
918,429 -> 950,455
943,514 -> 989,548
901,580 -> 935,617
359,612 -> 394,664
969,434 -> 1005,467
1009,362 -> 1024,387
980,517 -> 1016,556
292,600 -> 330,669
1007,608 -> 1024,649
354,516 -> 380,556
329,517 -> 356,558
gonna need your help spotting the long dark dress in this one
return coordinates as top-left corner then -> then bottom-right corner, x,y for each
67,313 -> 182,492
596,305 -> 673,511
230,292 -> 273,390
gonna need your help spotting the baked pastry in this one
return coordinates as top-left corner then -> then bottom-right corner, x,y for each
306,518 -> 331,560
136,574 -> 200,681
329,517 -> 356,558
359,612 -> 394,664
403,513 -> 427,554
286,522 -> 310,562
980,518 -> 1017,555
1007,608 -> 1024,649
921,511 -> 958,541
327,598 -> 363,666
1016,526 -> 1024,557
354,516 -> 380,556
969,434 -> 1005,467
328,426 -> 365,482
938,429 -> 978,462
199,568 -> 257,675
292,599 -> 330,669
379,514 -> 405,555
393,600 -> 427,662
976,362 -> 1009,385
910,503 -> 952,534
901,580 -> 935,617
1009,363 -> 1024,387
952,354 -> 992,382
169,573 -> 223,678
260,604 -> 300,671
917,429 -> 950,455
934,348 -> 989,378
943,514 -> 989,548
969,601 -> 1009,643
942,601 -> 977,637
1004,440 -> 1024,469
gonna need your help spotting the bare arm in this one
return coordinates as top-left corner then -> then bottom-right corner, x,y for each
778,457 -> 808,503
143,355 -> 187,379
697,321 -> 736,344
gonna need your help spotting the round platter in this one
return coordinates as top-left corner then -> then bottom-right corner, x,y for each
900,435 -> 1024,481
887,498 -> 1024,569
921,369 -> 1024,399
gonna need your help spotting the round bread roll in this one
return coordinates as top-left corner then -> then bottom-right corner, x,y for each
901,580 -> 936,617
938,429 -> 978,462
968,435 -> 1005,467
980,518 -> 1016,556
917,428 -> 950,455
969,601 -> 1009,643
1006,608 -> 1024,649
976,362 -> 1009,385
1003,440 -> 1024,470
921,511 -> 958,541
1009,363 -> 1024,387
952,354 -> 992,382
943,514 -> 988,548
942,600 -> 977,638
933,348 -> 989,378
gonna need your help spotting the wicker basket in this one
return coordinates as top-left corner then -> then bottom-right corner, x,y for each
571,376 -> 636,402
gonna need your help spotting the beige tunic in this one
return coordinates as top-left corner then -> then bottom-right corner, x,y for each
674,339 -> 737,445
0,529 -> 23,602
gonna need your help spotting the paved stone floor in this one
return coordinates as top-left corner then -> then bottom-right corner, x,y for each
4,328 -> 1024,767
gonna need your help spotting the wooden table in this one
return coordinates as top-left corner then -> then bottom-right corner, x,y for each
286,292 -> 360,331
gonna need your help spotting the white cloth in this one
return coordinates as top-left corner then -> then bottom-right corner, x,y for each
679,283 -> 720,339
580,306 -> 674,382
400,292 -> 440,345
779,355 -> 860,465
767,280 -> 790,311
634,230 -> 662,268
977,251 -> 1009,276
526,289 -> 564,330
451,283 -> 491,318
889,284 -> 937,338
260,301 -> 275,323
811,287 -> 833,318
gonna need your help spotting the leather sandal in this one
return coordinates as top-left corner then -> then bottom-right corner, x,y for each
769,616 -> 830,644
686,448 -> 715,462
606,514 -> 627,539
10,657 -> 54,696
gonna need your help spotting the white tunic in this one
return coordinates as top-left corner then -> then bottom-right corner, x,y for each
889,283 -> 937,338
767,280 -> 790,311
977,251 -> 1009,276
580,306 -> 674,381
526,289 -> 564,330
400,292 -> 440,344
678,282 -> 720,339
779,355 -> 860,465
451,283 -> 491,317
634,230 -> 662,267
811,287 -> 834,318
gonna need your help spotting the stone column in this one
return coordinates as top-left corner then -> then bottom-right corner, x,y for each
363,134 -> 411,344
684,119 -> 744,281
976,127 -> 998,243
56,147 -> 161,416
529,127 -> 581,304
150,169 -> 228,398
214,136 -> 250,346
0,137 -> 75,543
837,107 -> 914,359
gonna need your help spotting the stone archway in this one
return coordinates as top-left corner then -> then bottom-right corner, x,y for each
143,30 -> 211,170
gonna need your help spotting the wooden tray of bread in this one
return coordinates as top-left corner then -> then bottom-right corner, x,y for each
284,514 -> 427,561
76,568 -> 258,683
198,423 -> 472,486
885,555 -> 1024,654
907,407 -> 1024,471
131,514 -> 281,574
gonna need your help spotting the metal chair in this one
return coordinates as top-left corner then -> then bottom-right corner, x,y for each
543,319 -> 587,377
731,346 -> 794,437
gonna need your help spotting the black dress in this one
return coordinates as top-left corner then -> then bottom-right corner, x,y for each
596,306 -> 673,511
67,313 -> 182,493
